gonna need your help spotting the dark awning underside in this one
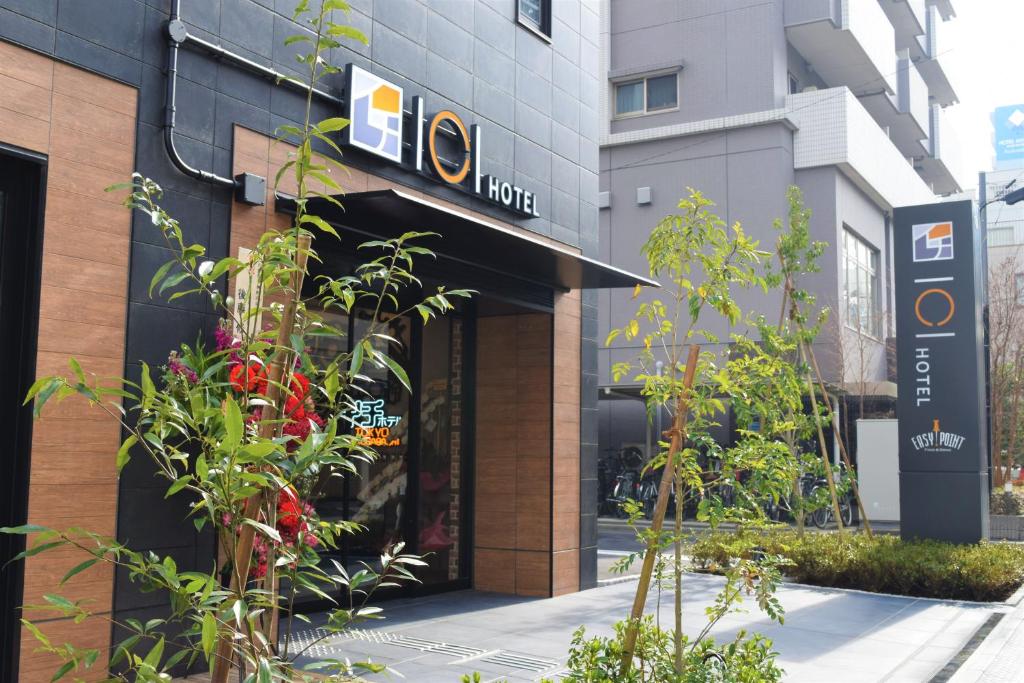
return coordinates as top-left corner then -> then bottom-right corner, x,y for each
276,189 -> 656,291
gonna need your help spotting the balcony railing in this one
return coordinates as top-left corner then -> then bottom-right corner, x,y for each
882,0 -> 927,59
915,103 -> 965,195
914,3 -> 957,106
786,87 -> 935,209
785,0 -> 897,96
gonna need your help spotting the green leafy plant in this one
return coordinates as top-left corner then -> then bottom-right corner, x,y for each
991,490 -> 1023,515
3,3 -> 472,682
691,529 -> 1024,602
563,559 -> 786,682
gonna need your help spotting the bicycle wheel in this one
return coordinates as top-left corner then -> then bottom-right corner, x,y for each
840,498 -> 854,527
811,490 -> 831,528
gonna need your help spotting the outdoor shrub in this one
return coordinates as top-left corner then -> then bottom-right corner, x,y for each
690,529 -> 1024,601
561,617 -> 782,683
990,490 -> 1023,515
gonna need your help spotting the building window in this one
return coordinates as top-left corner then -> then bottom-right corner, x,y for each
614,73 -> 679,117
1016,274 -> 1024,305
518,0 -> 551,38
843,228 -> 881,337
788,72 -> 800,95
989,223 -> 1018,247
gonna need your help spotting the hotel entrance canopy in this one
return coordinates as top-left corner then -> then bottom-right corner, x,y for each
276,189 -> 657,291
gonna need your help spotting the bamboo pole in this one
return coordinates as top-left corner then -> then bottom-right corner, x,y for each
212,234 -> 311,683
800,343 -> 845,532
804,345 -> 873,536
619,345 -> 700,677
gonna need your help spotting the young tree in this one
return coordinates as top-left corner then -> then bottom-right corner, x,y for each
988,254 -> 1024,485
607,189 -> 795,675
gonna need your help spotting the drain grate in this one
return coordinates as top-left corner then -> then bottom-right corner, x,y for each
478,650 -> 560,673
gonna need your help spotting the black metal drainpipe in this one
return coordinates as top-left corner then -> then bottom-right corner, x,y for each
165,0 -> 239,192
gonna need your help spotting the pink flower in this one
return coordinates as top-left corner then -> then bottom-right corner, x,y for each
167,351 -> 198,384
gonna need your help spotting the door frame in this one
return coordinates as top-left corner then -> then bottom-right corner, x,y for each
0,142 -> 48,683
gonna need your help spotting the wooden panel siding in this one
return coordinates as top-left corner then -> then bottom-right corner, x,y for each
0,39 -> 137,683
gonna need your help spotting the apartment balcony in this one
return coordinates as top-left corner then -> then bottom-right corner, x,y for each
858,50 -> 929,158
915,103 -> 965,195
915,3 -> 957,106
786,87 -> 935,210
785,0 -> 897,96
879,0 -> 927,59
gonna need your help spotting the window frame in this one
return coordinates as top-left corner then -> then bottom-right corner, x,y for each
517,0 -> 552,41
613,71 -> 680,119
842,227 -> 882,339
788,72 -> 800,95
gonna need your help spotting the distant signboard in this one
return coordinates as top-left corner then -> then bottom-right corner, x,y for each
993,104 -> 1024,163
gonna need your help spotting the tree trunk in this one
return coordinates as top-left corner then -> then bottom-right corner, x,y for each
619,345 -> 700,677
212,235 -> 311,683
673,464 -> 683,673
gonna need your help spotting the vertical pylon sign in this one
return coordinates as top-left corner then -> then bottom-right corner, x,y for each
893,200 -> 989,543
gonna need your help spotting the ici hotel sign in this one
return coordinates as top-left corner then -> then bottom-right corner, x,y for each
893,200 -> 988,544
343,65 -> 541,218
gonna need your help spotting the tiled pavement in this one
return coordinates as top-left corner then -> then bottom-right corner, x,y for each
949,595 -> 1024,682
278,573 -> 1003,682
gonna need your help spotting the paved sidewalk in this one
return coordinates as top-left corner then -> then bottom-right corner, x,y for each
949,594 -> 1024,682
283,573 -> 1000,682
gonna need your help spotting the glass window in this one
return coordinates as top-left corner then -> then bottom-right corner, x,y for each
788,72 -> 800,95
518,0 -> 549,35
1016,274 -> 1024,305
989,223 -> 1018,247
615,73 -> 678,117
843,228 -> 880,337
646,74 -> 677,111
615,81 -> 643,115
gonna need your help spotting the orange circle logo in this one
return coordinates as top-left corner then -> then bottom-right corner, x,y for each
427,111 -> 470,185
914,288 -> 955,327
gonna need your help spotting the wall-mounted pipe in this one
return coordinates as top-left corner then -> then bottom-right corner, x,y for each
164,0 -> 467,200
165,0 -> 239,192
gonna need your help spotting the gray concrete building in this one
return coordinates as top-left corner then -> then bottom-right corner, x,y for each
597,0 -> 965,464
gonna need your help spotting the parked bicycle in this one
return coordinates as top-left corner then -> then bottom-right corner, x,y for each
811,465 -> 855,528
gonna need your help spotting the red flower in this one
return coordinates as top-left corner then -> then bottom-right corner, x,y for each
290,372 -> 310,399
277,489 -> 303,539
229,363 -> 265,393
283,394 -> 306,420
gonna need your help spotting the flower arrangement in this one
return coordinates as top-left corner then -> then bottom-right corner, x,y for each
165,319 -> 326,580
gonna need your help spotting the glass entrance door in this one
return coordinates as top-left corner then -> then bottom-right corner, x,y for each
307,307 -> 470,596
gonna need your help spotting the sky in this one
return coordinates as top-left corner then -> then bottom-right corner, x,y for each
942,0 -> 1024,191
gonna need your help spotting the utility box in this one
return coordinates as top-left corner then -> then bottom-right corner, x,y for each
856,419 -> 900,522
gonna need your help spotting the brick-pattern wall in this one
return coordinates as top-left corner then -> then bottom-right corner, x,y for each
475,313 -> 556,597
0,39 -> 137,683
